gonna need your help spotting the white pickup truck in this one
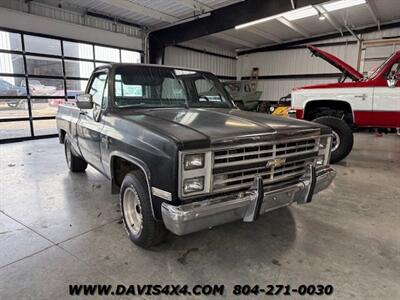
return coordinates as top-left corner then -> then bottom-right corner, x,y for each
290,45 -> 400,163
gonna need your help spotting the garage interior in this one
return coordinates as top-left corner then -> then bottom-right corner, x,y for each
0,0 -> 399,299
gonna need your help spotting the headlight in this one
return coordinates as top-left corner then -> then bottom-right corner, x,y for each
183,177 -> 205,194
183,153 -> 205,170
180,151 -> 212,197
317,136 -> 332,166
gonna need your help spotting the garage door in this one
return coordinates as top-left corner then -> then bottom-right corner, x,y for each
0,29 -> 142,143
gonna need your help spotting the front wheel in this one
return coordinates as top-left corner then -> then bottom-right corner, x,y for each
313,116 -> 354,163
120,171 -> 167,248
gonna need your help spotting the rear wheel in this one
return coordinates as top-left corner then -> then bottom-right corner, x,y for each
64,138 -> 87,172
313,116 -> 354,163
120,171 -> 167,248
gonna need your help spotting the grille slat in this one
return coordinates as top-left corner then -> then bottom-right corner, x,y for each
212,137 -> 319,193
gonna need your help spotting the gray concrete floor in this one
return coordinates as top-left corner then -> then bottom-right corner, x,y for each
0,133 -> 399,299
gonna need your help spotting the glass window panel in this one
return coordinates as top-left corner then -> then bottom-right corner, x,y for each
26,56 -> 63,76
31,97 -> 58,117
66,80 -> 88,94
64,60 -> 94,78
121,50 -> 141,63
28,78 -> 64,96
0,98 -> 29,119
0,121 -> 31,140
0,31 -> 22,51
0,53 -> 25,74
24,35 -> 61,56
95,45 -> 120,62
63,41 -> 93,59
0,76 -> 26,96
33,119 -> 57,136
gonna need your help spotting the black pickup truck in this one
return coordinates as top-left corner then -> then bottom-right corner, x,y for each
57,64 -> 336,248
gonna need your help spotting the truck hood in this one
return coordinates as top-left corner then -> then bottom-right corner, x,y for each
308,45 -> 363,81
120,108 -> 328,149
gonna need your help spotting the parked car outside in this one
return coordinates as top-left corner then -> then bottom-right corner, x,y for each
0,79 -> 26,108
48,90 -> 80,107
21,79 -> 57,96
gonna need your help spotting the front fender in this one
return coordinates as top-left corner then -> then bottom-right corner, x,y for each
109,151 -> 157,219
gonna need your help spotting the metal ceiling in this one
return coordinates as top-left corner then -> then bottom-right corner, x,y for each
33,0 -> 243,28
20,0 -> 400,51
203,0 -> 400,51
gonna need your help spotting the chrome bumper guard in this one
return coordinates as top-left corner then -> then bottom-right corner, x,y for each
162,165 -> 336,235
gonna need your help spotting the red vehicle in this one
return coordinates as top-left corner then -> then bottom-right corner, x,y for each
290,45 -> 400,163
48,90 -> 80,107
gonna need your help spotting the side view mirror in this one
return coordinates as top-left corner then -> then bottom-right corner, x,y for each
387,71 -> 399,88
76,94 -> 93,109
387,78 -> 397,88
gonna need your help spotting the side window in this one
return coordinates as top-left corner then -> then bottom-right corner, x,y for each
89,73 -> 107,107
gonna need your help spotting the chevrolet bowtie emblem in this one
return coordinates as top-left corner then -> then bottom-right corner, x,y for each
266,158 -> 286,168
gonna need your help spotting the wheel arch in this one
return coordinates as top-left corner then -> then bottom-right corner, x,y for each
59,129 -> 66,144
109,151 -> 157,219
303,99 -> 355,124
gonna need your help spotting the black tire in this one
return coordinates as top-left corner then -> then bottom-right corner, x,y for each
64,138 -> 87,172
120,171 -> 167,248
313,116 -> 354,164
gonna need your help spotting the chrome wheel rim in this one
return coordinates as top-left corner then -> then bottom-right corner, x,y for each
123,187 -> 143,236
332,131 -> 340,152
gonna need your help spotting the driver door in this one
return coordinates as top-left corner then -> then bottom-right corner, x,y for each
372,60 -> 400,127
77,71 -> 108,172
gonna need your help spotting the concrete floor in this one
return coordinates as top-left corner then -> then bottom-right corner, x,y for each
0,133 -> 399,299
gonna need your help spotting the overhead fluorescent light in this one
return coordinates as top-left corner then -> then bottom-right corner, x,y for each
283,5 -> 318,21
235,15 -> 277,29
235,3 -> 334,30
323,0 -> 366,12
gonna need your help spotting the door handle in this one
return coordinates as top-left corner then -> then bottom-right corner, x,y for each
79,110 -> 88,115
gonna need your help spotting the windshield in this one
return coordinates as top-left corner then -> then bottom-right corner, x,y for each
114,66 -> 233,109
367,53 -> 395,79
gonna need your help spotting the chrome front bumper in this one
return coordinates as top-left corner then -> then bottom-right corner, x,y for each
162,165 -> 336,235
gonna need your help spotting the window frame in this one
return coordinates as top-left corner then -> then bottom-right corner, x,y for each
87,71 -> 109,109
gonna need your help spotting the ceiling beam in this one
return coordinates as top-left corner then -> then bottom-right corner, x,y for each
314,5 -> 343,35
99,0 -> 179,23
345,24 -> 361,41
150,0 -> 326,47
277,16 -> 311,37
238,20 -> 400,56
366,0 -> 380,30
244,27 -> 282,43
213,32 -> 257,48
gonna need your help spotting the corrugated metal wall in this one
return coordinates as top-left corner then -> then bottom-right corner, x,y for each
237,43 -> 358,76
164,46 -> 237,77
237,39 -> 359,101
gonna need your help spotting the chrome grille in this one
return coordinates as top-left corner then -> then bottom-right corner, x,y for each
212,137 -> 319,193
